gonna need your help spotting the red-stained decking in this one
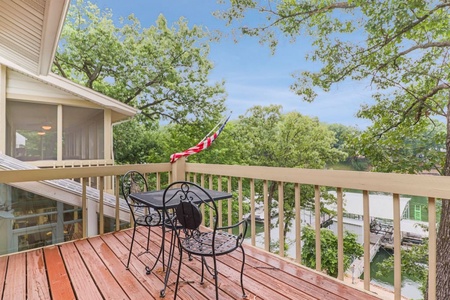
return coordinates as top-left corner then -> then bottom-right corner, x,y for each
0,226 -> 382,299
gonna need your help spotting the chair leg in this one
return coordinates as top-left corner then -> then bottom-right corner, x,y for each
160,228 -> 178,297
239,246 -> 247,298
200,257 -> 205,284
213,258 -> 219,300
126,225 -> 137,270
174,250 -> 183,299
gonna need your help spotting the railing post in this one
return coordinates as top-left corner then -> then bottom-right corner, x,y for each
99,176 -> 104,235
171,156 -> 186,182
115,175 -> 120,231
82,177 -> 88,238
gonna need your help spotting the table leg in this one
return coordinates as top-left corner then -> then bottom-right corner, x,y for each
160,227 -> 178,298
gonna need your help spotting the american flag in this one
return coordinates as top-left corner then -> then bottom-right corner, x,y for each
170,116 -> 230,163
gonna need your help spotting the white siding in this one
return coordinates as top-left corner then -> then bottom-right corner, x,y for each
6,69 -> 75,100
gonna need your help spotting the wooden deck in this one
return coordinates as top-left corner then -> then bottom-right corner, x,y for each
0,226 -> 383,300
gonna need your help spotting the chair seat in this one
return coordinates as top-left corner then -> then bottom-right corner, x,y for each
135,212 -> 161,226
180,231 -> 239,256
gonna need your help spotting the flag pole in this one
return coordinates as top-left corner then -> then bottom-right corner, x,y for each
200,113 -> 231,142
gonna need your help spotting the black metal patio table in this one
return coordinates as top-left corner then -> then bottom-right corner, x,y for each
129,187 -> 232,211
129,186 -> 232,296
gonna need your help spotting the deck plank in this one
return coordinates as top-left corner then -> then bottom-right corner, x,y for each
4,252 -> 26,300
88,235 -> 154,299
74,238 -> 129,299
27,249 -> 51,300
0,255 -> 9,299
0,227 -> 384,300
43,246 -> 76,300
130,225 -> 311,300
59,242 -> 103,299
242,245 -> 381,300
102,232 -> 165,297
116,228 -> 212,299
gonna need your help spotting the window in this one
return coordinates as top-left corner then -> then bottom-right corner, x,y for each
6,101 -> 57,161
63,106 -> 104,160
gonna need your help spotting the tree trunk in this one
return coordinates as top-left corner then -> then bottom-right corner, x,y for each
434,96 -> 450,300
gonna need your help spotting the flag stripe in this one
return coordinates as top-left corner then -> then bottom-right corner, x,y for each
170,116 -> 229,163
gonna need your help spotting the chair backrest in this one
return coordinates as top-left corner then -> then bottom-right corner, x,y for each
121,171 -> 148,220
163,181 -> 218,233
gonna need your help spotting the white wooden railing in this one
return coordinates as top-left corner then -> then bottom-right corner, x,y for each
1,157 -> 446,300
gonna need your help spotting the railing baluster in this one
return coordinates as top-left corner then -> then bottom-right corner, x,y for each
238,177 -> 243,232
314,185 -> 321,271
209,175 -> 213,229
278,182 -> 285,257
156,172 -> 161,190
393,193 -> 401,300
228,176 -> 232,234
363,190 -> 370,291
428,197 -> 436,300
263,180 -> 270,252
295,183 -> 301,264
250,179 -> 256,246
201,174 -> 205,226
337,187 -> 344,281
218,175 -> 223,228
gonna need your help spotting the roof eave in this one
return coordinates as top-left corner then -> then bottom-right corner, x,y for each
38,0 -> 71,75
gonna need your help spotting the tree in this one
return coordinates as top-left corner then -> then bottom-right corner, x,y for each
302,226 -> 363,278
218,1 -> 450,298
231,105 -> 346,251
327,124 -> 369,171
55,0 -> 226,124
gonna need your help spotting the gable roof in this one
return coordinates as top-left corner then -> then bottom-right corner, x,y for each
3,61 -> 139,120
0,0 -> 70,75
0,0 -> 138,120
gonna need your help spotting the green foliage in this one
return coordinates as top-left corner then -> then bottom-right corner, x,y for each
231,105 -> 346,168
354,118 -> 446,174
302,226 -> 363,278
217,1 -> 450,174
56,0 -> 226,124
376,243 -> 429,297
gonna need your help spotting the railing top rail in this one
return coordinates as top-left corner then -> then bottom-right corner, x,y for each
0,163 -> 171,183
186,163 -> 450,199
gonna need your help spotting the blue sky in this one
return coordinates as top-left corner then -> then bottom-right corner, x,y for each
87,0 -> 373,128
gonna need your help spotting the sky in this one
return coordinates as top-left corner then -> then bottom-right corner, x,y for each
85,0 -> 373,129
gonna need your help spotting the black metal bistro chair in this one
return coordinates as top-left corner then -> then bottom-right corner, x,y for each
162,181 -> 248,299
121,170 -> 163,272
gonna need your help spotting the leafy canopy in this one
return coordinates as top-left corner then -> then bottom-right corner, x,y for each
217,0 -> 450,174
55,0 -> 226,124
